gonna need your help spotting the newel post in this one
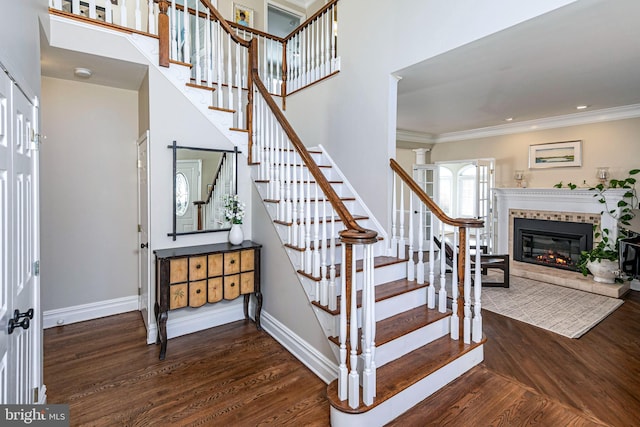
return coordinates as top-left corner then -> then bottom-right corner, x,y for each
158,0 -> 170,67
457,227 -> 467,341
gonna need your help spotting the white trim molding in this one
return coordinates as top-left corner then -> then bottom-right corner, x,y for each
435,104 -> 640,143
43,295 -> 139,329
261,311 -> 338,384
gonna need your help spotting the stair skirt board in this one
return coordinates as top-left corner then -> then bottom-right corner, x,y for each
42,295 -> 139,329
261,311 -> 338,384
329,345 -> 484,427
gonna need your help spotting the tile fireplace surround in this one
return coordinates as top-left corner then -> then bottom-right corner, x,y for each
493,188 -> 630,298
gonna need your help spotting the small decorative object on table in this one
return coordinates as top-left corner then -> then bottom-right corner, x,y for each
224,194 -> 245,245
514,170 -> 525,187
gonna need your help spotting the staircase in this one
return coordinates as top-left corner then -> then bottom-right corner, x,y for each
48,1 -> 487,424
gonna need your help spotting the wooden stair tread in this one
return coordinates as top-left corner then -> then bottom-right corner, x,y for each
230,127 -> 249,133
255,179 -> 344,184
327,335 -> 486,413
298,255 -> 405,282
208,105 -> 236,113
328,305 -> 450,347
312,278 -> 427,315
186,82 -> 216,91
274,214 -> 369,226
263,196 -> 356,203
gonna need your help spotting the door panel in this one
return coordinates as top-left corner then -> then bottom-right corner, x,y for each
0,69 -> 40,404
137,131 -> 151,340
413,165 -> 439,247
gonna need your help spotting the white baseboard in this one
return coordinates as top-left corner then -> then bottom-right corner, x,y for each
261,311 -> 338,384
43,296 -> 139,329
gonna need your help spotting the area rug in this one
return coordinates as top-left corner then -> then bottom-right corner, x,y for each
479,275 -> 624,338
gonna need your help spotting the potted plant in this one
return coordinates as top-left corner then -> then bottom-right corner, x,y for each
567,168 -> 640,283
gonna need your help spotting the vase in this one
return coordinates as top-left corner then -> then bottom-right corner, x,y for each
228,224 -> 244,245
586,259 -> 619,283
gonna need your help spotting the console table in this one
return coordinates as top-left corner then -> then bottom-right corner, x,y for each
154,241 -> 262,360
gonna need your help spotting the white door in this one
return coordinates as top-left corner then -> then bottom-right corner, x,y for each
0,70 -> 41,404
475,160 -> 494,252
137,131 -> 152,341
413,164 -> 439,247
176,159 -> 201,232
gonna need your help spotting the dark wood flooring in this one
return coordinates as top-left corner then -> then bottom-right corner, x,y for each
44,290 -> 640,426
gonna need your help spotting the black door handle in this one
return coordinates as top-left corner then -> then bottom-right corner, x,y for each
141,243 -> 149,249
8,308 -> 34,334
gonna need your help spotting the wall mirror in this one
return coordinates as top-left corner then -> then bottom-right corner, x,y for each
168,142 -> 238,240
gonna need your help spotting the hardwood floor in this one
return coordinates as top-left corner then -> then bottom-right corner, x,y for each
44,290 -> 640,426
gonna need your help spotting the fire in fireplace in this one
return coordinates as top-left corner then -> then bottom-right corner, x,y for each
513,218 -> 593,271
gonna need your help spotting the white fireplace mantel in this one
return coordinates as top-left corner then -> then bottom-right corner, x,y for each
493,187 -> 628,254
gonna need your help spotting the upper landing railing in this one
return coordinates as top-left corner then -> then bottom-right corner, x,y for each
49,0 -> 340,108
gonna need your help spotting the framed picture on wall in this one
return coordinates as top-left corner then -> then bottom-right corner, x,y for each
529,140 -> 583,169
233,3 -> 253,27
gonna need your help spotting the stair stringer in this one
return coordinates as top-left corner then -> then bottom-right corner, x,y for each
127,33 -> 249,152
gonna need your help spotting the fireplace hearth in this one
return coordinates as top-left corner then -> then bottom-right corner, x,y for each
513,218 -> 593,272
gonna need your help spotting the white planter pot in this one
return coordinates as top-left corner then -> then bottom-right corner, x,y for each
228,224 -> 244,245
586,259 -> 619,283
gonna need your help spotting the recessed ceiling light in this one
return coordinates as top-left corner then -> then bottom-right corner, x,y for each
576,105 -> 589,110
74,67 -> 92,78
504,117 -> 514,122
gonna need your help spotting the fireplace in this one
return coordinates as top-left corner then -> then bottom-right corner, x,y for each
513,218 -> 593,272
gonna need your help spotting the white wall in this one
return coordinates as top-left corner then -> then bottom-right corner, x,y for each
431,118 -> 640,189
40,77 -> 140,311
283,0 -> 578,237
0,0 -> 48,99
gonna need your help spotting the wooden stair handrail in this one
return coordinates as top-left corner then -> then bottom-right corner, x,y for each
252,69 -> 377,243
390,158 -> 484,229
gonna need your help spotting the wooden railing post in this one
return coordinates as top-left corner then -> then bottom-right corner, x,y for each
281,40 -> 288,110
158,0 -> 169,67
457,227 -> 466,341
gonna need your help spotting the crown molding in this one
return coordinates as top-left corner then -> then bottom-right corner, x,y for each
396,129 -> 435,144
434,104 -> 640,144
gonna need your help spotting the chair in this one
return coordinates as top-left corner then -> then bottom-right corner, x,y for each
433,237 -> 510,288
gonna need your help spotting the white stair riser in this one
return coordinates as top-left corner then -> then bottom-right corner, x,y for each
296,261 -> 405,295
254,180 -> 350,199
373,317 -> 450,368
329,345 -> 485,427
262,199 -> 359,222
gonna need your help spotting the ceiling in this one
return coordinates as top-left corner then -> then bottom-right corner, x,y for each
395,0 -> 640,145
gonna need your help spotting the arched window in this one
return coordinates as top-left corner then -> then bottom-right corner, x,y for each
458,165 -> 476,217
175,172 -> 189,217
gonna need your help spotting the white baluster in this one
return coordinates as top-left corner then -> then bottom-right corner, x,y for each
390,174 -> 398,258
331,6 -> 337,72
52,0 -> 62,10
291,150 -> 298,246
398,181 -> 406,259
320,199 -> 328,307
278,133 -> 286,221
450,227 -> 460,340
464,229 -> 472,344
312,183 -> 320,278
363,243 -> 376,405
147,0 -> 155,34
194,0 -> 201,84
407,189 -> 415,281
170,0 -> 177,60
88,0 -> 96,19
182,0 -> 189,63
72,0 -> 80,15
298,158 -> 306,249
285,145 -> 293,243
205,10 -> 212,87
227,35 -> 233,112
427,208 -> 435,309
104,0 -> 112,23
438,221 -> 447,313
338,245 -> 347,401
416,201 -> 425,284
120,0 -> 128,27
135,0 -> 141,30
236,43 -> 243,127
305,170 -> 313,275
328,211 -> 337,311
216,24 -> 223,107
348,244 -> 359,409
473,227 -> 483,343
